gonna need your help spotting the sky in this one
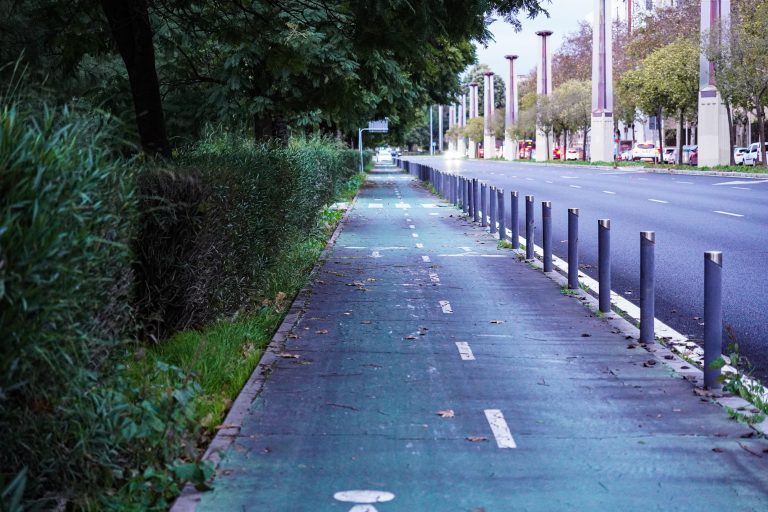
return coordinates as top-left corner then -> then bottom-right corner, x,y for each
474,0 -> 602,84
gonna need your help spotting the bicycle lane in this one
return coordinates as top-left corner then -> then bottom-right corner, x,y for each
191,166 -> 768,511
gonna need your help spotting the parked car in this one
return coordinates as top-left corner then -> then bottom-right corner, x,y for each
565,148 -> 582,160
631,142 -> 659,162
478,146 -> 484,158
663,147 -> 677,164
743,142 -> 768,166
734,147 -> 748,165
553,147 -> 562,160
681,145 -> 697,164
376,147 -> 393,163
688,148 -> 698,166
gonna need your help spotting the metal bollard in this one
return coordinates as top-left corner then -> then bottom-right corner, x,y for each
497,189 -> 506,241
568,208 -> 579,289
525,195 -> 534,259
511,191 -> 520,249
542,202 -> 552,272
598,219 -> 611,314
473,179 -> 480,223
465,178 -> 471,214
704,251 -> 723,389
462,178 -> 468,212
640,231 -> 655,344
469,179 -> 475,218
489,186 -> 497,234
481,183 -> 488,227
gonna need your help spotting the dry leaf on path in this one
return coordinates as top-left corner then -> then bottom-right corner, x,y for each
315,329 -> 329,335
490,320 -> 505,324
466,436 -> 488,442
277,353 -> 300,359
436,410 -> 455,418
214,423 -> 240,430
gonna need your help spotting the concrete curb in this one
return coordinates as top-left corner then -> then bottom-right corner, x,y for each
170,173 -> 368,512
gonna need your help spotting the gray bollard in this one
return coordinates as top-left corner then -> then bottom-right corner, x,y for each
497,189 -> 506,241
468,178 -> 474,217
598,219 -> 611,314
640,231 -> 655,344
511,191 -> 520,249
473,179 -> 480,223
481,183 -> 488,227
542,201 -> 552,272
525,195 -> 534,260
704,251 -> 723,389
568,208 -> 579,289
489,186 -> 497,234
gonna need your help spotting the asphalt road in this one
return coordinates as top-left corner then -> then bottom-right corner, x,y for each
411,156 -> 768,380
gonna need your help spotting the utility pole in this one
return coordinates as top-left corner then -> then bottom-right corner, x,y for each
429,105 -> 434,155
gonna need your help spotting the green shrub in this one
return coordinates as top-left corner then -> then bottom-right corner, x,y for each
133,133 -> 360,339
0,102 -> 136,504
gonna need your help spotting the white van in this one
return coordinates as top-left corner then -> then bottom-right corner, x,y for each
743,142 -> 768,166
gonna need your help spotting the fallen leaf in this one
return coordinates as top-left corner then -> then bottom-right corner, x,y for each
664,355 -> 674,360
642,360 -> 657,367
436,409 -> 455,418
277,352 -> 300,359
466,436 -> 488,442
361,320 -> 372,324
214,423 -> 240,430
404,335 -> 417,340
315,329 -> 329,335
287,333 -> 298,339
627,344 -> 638,349
581,333 -> 592,337
712,447 -> 724,453
490,320 -> 505,324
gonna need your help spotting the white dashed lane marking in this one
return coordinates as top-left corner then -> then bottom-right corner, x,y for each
732,187 -> 751,190
570,185 -> 582,189
409,225 -> 416,229
415,243 -> 424,248
648,199 -> 669,204
439,300 -> 453,314
714,210 -> 744,217
371,251 -> 381,258
421,255 -> 431,262
429,272 -> 440,283
455,342 -> 475,361
484,409 -> 517,449
602,190 -> 616,195
368,203 -> 383,209
412,233 -> 419,238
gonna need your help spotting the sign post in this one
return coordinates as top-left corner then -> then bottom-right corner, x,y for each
358,119 -> 389,171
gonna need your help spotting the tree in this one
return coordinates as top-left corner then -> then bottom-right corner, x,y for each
553,21 -> 592,87
553,80 -> 591,159
463,116 -> 485,142
101,0 -> 170,156
462,63 -> 506,113
619,38 -> 699,163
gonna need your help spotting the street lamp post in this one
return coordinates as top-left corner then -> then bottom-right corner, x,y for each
591,0 -> 614,163
536,30 -> 553,162
504,55 -> 519,161
483,71 -> 495,160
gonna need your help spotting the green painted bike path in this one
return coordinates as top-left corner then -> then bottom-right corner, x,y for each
193,166 -> 768,511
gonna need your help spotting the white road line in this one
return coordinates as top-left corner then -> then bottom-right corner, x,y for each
484,409 -> 516,449
421,203 -> 437,208
412,233 -> 419,238
415,243 -> 424,248
429,272 -> 440,283
455,342 -> 475,361
648,199 -> 669,204
732,187 -> 751,190
714,210 -> 744,217
368,203 -> 383,209
422,255 -> 431,262
561,176 -> 579,179
409,225 -> 416,229
371,251 -> 381,258
602,190 -> 616,195
460,246 -> 472,252
429,212 -> 439,216
674,181 -> 694,184
570,185 -> 582,189
714,179 -> 768,186
545,180 -> 553,184
525,178 -> 534,181
396,203 -> 411,209
439,300 -> 453,314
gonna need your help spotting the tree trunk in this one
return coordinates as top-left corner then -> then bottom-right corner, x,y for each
757,101 -> 766,167
725,101 -> 735,166
656,106 -> 664,164
582,128 -> 588,161
677,110 -> 684,165
101,0 -> 170,157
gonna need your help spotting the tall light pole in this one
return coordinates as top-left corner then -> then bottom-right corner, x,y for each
591,0 -> 614,162
697,0 -> 731,166
458,94 -> 467,157
483,71 -> 495,160
504,55 -> 519,160
438,105 -> 444,153
535,30 -> 553,162
468,82 -> 479,158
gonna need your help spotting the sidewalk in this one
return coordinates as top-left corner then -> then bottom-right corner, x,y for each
185,165 -> 768,511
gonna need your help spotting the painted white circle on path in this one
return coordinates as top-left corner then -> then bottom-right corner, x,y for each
334,490 -> 395,503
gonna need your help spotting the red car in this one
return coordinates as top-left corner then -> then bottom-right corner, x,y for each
553,147 -> 562,160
